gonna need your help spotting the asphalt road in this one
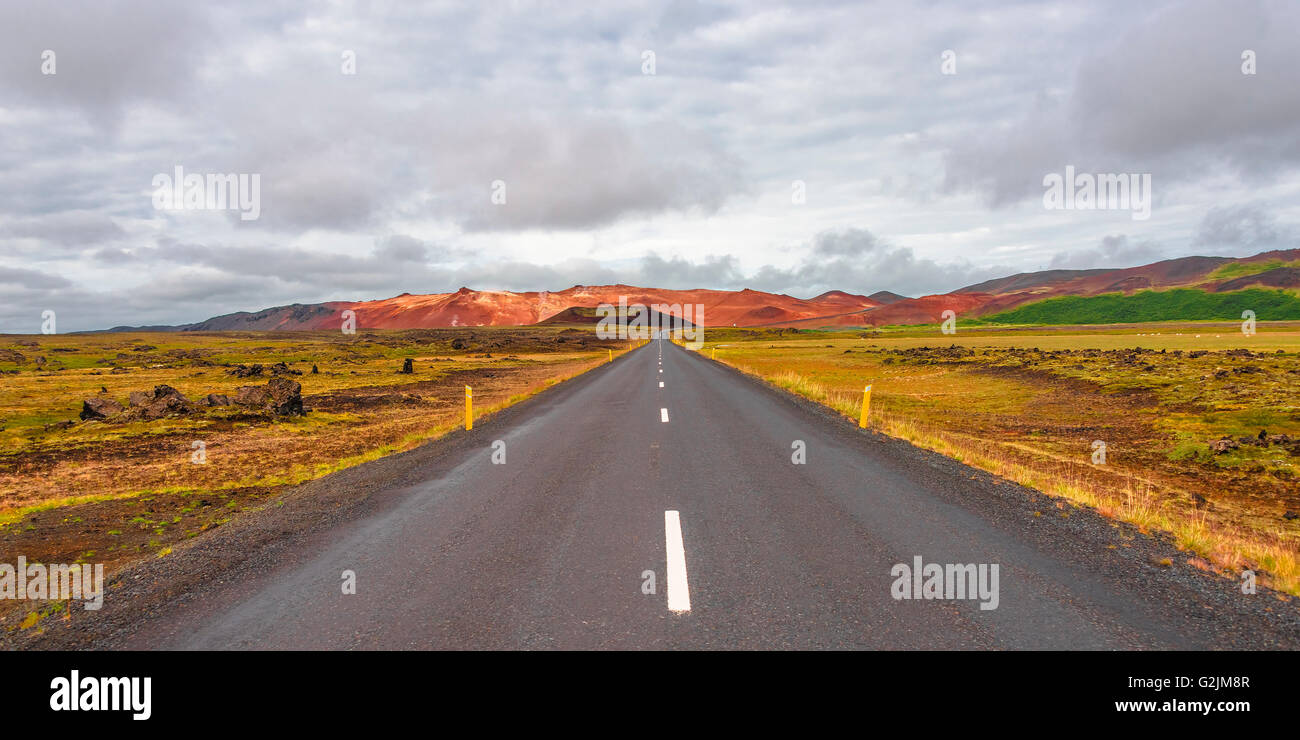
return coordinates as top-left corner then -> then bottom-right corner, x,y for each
41,338 -> 1300,649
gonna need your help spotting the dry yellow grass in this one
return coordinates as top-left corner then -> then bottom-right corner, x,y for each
714,333 -> 1300,596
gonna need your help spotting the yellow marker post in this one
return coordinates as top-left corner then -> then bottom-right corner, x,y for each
711,348 -> 716,360
608,349 -> 613,362
465,385 -> 473,430
859,385 -> 872,428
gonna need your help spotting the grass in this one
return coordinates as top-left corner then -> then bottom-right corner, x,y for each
981,288 -> 1300,325
0,328 -> 636,627
708,326 -> 1300,596
1205,259 -> 1300,282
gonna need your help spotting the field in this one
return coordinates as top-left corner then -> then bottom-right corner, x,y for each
0,327 -> 629,627
707,322 -> 1300,595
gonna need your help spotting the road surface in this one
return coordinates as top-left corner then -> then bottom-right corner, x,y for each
26,339 -> 1300,649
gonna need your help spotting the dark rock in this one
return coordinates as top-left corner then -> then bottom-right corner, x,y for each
311,365 -> 319,374
399,358 -> 414,374
137,385 -> 197,420
1208,437 -> 1240,454
198,393 -> 231,407
228,364 -> 264,378
1285,511 -> 1299,521
79,397 -> 124,421
270,361 -> 301,376
234,378 -> 303,416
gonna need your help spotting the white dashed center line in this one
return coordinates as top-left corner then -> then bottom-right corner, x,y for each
660,408 -> 669,423
664,510 -> 691,613
659,381 -> 664,388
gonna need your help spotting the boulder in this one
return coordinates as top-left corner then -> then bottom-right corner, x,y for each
137,384 -> 196,420
234,378 -> 303,416
80,397 -> 124,421
399,358 -> 414,374
228,363 -> 264,378
198,393 -> 231,407
1208,437 -> 1239,454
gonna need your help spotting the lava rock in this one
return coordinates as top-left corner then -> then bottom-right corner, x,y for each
1208,437 -> 1240,454
79,397 -> 124,421
234,377 -> 304,416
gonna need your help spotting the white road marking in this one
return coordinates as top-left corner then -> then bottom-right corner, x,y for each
659,381 -> 664,388
659,368 -> 662,373
660,408 -> 669,422
664,510 -> 691,613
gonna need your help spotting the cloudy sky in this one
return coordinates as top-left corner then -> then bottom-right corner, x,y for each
2,0 -> 1298,331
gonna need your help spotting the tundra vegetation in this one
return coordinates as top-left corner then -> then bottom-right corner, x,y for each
707,321 -> 1300,596
0,327 -> 625,630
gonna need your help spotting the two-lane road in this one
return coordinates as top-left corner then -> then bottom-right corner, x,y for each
67,338 -> 1300,649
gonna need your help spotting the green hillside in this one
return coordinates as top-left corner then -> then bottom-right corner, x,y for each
1205,259 -> 1300,282
981,288 -> 1300,325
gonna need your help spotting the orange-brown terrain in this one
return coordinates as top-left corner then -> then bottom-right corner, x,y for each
112,249 -> 1300,333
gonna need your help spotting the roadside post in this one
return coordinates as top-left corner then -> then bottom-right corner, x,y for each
465,385 -> 473,430
859,384 -> 872,428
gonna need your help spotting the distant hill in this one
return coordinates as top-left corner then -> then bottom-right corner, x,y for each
536,305 -> 699,329
100,248 -> 1300,332
981,287 -> 1300,325
867,291 -> 910,305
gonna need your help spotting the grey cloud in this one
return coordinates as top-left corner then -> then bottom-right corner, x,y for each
748,228 -> 1006,297
0,265 -> 73,289
0,1 -> 214,123
1049,234 -> 1164,270
1192,204 -> 1293,250
136,237 -> 460,292
943,0 -> 1300,207
0,211 -> 124,247
4,0 -> 1297,331
445,117 -> 744,232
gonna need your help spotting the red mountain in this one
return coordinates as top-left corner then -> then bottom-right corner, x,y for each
112,249 -> 1299,332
